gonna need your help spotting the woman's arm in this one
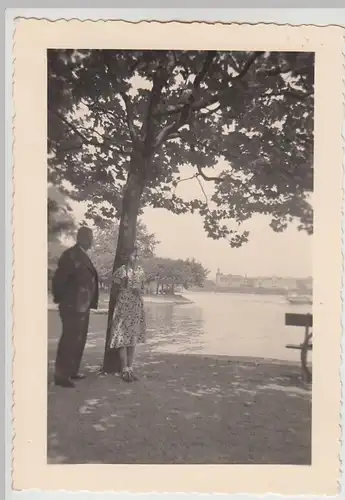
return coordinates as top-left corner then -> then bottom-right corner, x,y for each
132,267 -> 145,293
112,265 -> 126,285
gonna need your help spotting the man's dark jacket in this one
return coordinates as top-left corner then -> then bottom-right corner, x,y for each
52,244 -> 99,313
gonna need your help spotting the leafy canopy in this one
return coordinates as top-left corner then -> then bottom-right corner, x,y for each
143,256 -> 209,289
48,50 -> 314,246
48,185 -> 76,242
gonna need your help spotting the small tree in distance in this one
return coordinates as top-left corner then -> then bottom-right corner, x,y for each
143,256 -> 209,295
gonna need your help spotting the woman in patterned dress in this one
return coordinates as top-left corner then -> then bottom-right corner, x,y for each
109,248 -> 146,382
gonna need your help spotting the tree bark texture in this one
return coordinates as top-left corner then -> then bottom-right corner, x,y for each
102,154 -> 145,373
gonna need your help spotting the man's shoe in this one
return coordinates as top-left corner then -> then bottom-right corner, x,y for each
54,376 -> 75,388
71,373 -> 86,380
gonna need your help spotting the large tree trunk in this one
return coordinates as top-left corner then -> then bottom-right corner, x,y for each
101,156 -> 145,374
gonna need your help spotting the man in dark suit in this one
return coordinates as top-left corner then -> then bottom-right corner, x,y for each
52,226 -> 99,388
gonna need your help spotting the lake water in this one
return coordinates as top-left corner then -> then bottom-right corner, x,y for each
143,291 -> 312,363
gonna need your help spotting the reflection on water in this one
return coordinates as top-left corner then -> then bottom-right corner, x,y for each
143,292 -> 312,362
145,302 -> 205,354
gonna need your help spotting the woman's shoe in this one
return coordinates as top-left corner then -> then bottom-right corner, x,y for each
121,370 -> 131,382
128,369 -> 139,381
71,373 -> 86,380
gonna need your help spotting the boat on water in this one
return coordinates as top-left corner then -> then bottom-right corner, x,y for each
286,293 -> 312,305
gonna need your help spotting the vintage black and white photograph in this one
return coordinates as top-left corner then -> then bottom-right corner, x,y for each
11,18 -> 345,494
47,47 -> 315,466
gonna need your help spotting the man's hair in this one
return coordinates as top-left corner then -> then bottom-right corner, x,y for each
77,226 -> 93,239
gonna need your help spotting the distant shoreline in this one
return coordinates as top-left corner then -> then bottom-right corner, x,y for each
188,287 -> 311,297
48,292 -> 193,313
143,293 -> 193,305
99,292 -> 193,305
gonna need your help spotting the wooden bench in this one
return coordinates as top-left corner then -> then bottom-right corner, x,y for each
285,312 -> 313,383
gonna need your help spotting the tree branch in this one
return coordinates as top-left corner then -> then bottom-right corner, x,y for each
77,124 -> 107,141
264,87 -> 313,101
143,55 -> 176,152
154,121 -> 180,147
48,138 -> 88,154
154,51 -> 217,147
192,51 -> 217,92
283,88 -> 313,100
196,165 -> 222,182
155,51 -> 264,119
101,51 -> 140,148
119,91 -> 139,146
76,124 -> 130,155
228,54 -> 241,73
143,51 -> 181,154
172,173 -> 198,194
49,109 -> 99,147
81,97 -> 127,126
200,103 -> 221,116
157,51 -> 217,119
237,51 -> 265,78
51,109 -> 130,156
165,132 -> 180,141
196,176 -> 209,205
191,52 -> 264,112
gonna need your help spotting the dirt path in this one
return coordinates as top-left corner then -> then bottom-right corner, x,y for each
48,347 -> 311,465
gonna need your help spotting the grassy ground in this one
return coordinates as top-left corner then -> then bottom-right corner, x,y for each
47,311 -> 311,465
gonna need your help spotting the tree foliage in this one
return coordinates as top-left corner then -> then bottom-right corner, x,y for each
48,185 -> 76,242
143,256 -> 209,292
48,50 -> 314,246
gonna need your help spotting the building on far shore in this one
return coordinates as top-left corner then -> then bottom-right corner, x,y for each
215,271 -> 246,288
215,269 -> 312,292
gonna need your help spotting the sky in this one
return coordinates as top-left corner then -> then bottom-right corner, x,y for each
140,169 -> 312,279
141,207 -> 311,280
69,159 -> 312,281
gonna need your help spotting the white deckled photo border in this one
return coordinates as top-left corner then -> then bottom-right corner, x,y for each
6,12 -> 345,500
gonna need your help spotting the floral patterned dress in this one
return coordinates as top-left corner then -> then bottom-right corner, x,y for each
109,264 -> 146,348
